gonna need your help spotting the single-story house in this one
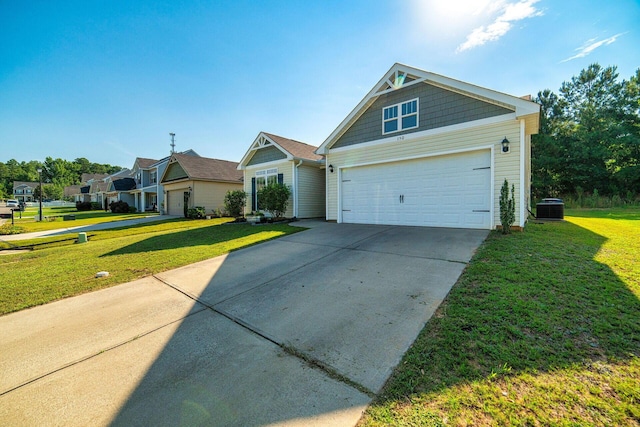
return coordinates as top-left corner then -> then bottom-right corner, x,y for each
237,132 -> 325,218
315,63 -> 540,230
160,152 -> 244,216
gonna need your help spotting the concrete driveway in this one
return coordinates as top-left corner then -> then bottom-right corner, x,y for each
0,221 -> 487,426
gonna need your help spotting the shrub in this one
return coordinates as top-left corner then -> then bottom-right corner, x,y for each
224,190 -> 247,218
109,200 -> 131,213
76,201 -> 93,211
128,206 -> 138,213
186,206 -> 206,219
0,224 -> 25,235
91,202 -> 102,210
499,178 -> 515,234
257,183 -> 291,218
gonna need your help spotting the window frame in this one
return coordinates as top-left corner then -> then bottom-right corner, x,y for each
382,98 -> 419,135
254,168 -> 278,210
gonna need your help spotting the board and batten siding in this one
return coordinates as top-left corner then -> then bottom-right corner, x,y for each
297,165 -> 325,218
243,160 -> 294,217
326,118 -> 524,228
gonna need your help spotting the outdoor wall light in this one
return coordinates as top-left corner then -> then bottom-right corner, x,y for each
501,137 -> 510,153
329,164 -> 334,173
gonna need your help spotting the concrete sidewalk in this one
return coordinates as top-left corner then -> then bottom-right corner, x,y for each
0,214 -> 180,241
0,221 -> 488,426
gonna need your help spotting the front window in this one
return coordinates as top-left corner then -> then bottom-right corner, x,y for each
255,168 -> 278,210
150,171 -> 157,184
382,98 -> 419,135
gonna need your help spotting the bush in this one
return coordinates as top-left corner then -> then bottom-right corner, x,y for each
499,179 -> 515,234
128,206 -> 138,213
91,202 -> 102,210
76,201 -> 93,211
109,200 -> 131,213
257,183 -> 291,218
186,206 -> 206,219
0,224 -> 25,235
224,190 -> 247,218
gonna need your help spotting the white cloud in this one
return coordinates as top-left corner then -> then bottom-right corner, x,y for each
560,33 -> 625,63
456,0 -> 543,52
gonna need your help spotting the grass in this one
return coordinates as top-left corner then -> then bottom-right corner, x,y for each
5,206 -> 157,233
0,218 -> 303,315
359,208 -> 640,426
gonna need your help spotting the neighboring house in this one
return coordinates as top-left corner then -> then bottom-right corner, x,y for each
130,157 -> 161,212
160,153 -> 243,216
103,169 -> 134,207
237,132 -> 325,218
127,150 -> 199,213
12,182 -> 38,202
315,63 -> 540,230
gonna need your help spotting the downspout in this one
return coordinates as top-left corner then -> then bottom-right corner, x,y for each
294,160 -> 303,218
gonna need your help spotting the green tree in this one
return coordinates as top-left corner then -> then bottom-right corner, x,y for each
532,64 -> 640,200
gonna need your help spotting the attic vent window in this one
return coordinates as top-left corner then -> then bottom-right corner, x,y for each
382,98 -> 419,135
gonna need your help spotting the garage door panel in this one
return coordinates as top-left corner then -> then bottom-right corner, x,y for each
341,150 -> 491,229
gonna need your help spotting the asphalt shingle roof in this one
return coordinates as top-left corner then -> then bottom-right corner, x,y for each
263,132 -> 323,161
171,153 -> 243,183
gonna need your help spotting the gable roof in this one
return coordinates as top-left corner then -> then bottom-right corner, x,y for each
161,153 -> 243,183
316,63 -> 540,154
81,173 -> 109,184
134,157 -> 158,170
238,131 -> 323,169
13,181 -> 39,189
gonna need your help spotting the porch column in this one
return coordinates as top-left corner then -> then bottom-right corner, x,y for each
140,191 -> 146,212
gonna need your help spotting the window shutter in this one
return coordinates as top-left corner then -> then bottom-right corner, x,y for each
251,177 -> 256,211
277,173 -> 283,184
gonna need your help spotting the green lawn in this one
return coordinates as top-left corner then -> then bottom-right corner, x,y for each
0,218 -> 302,315
360,208 -> 640,426
5,206 -> 158,233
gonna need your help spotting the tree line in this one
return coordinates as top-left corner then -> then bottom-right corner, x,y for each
533,63 -> 640,205
0,157 -> 123,200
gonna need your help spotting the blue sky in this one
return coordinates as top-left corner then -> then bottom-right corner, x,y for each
1,0 -> 639,168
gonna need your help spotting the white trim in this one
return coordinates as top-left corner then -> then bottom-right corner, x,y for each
337,166 -> 343,223
490,145 -> 496,229
519,119 -> 526,228
382,97 -> 419,135
335,145 -> 493,173
329,113 -> 515,154
243,159 -> 290,171
237,132 -> 293,169
316,63 -> 540,155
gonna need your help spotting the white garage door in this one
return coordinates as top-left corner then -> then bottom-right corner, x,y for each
341,150 -> 491,229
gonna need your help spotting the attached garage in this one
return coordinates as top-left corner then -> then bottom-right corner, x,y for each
340,150 -> 491,229
316,63 -> 540,230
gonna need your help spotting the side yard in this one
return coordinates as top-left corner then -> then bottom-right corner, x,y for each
360,208 -> 640,426
0,218 -> 302,315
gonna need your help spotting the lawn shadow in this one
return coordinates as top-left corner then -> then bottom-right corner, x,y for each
100,222 -> 268,256
374,219 -> 640,404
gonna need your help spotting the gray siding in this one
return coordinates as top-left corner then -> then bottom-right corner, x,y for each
333,83 -> 514,149
247,145 -> 287,165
